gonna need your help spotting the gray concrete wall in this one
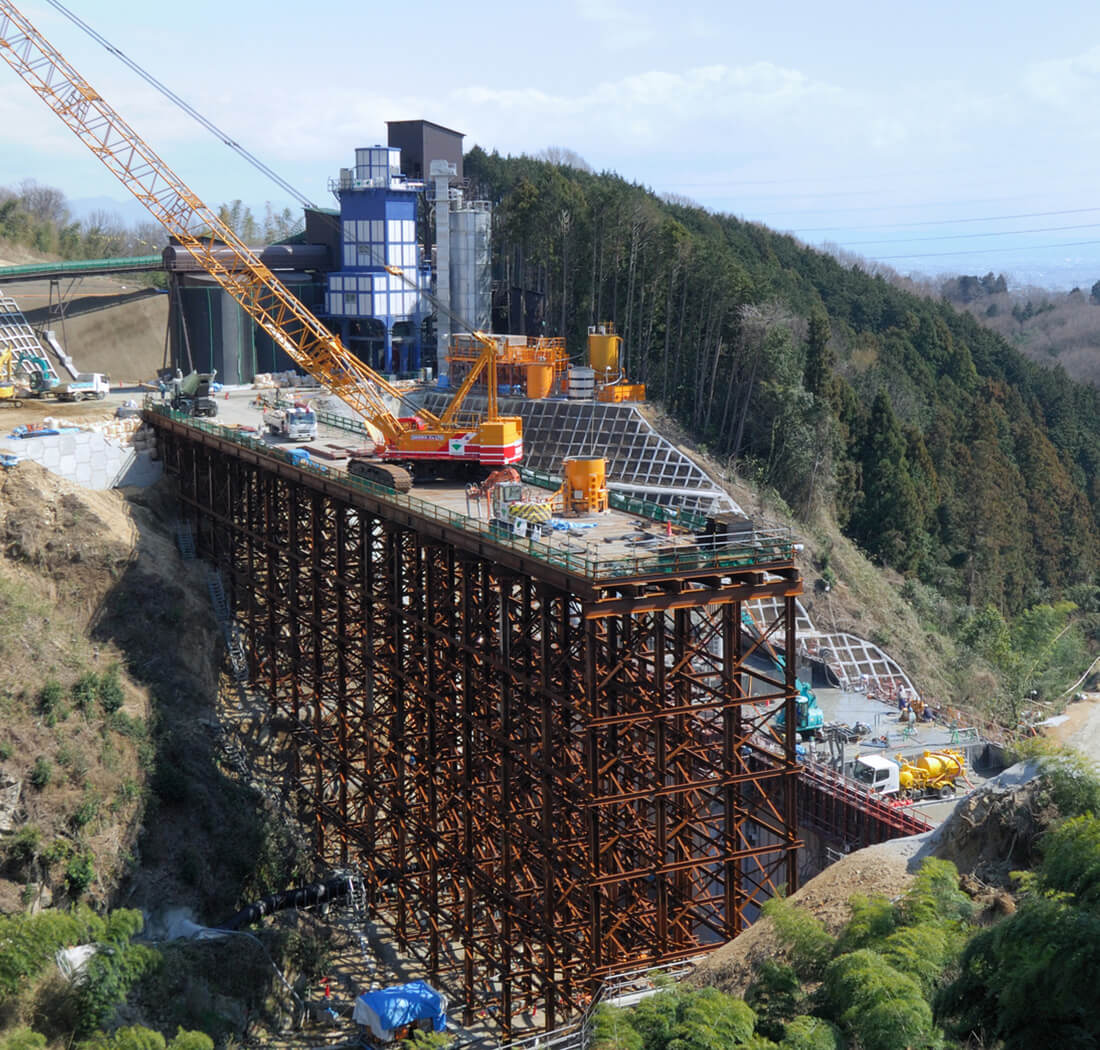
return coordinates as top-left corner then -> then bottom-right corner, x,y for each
0,428 -> 162,490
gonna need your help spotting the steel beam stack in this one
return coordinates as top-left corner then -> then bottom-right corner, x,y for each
153,414 -> 803,1035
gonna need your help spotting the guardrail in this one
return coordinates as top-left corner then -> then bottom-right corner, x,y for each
147,405 -> 795,583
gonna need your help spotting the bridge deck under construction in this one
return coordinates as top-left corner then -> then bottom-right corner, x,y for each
146,407 -> 848,1033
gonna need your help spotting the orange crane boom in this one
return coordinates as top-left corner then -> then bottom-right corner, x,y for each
0,3 -> 521,476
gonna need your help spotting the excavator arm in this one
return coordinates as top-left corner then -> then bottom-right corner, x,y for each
0,3 -> 427,443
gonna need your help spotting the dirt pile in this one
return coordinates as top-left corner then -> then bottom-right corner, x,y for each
691,838 -> 920,998
921,761 -> 1053,886
693,763 -> 1051,998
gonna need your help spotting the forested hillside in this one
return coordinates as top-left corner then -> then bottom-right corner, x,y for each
466,149 -> 1100,622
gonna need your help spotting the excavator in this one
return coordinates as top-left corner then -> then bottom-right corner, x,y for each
0,4 -> 521,492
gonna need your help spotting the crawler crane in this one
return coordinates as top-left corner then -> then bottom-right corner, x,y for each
0,3 -> 522,490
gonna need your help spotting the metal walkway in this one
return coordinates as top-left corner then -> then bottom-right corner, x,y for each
0,253 -> 162,284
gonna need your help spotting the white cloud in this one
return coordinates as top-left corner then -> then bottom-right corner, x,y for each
573,0 -> 655,49
1024,46 -> 1100,108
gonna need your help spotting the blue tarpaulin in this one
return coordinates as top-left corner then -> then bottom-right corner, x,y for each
353,981 -> 447,1041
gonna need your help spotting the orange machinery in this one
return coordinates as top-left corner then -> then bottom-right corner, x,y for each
446,334 -> 568,400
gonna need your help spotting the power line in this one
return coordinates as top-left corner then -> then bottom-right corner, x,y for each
43,0 -> 317,210
874,237 -> 1100,260
792,206 -> 1100,234
835,221 -> 1100,247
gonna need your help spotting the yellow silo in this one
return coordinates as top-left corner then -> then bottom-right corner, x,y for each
588,324 -> 621,380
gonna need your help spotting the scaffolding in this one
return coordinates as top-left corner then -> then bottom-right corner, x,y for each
150,410 -> 803,1036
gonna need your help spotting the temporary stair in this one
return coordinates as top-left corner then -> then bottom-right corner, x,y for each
206,567 -> 249,680
175,519 -> 196,560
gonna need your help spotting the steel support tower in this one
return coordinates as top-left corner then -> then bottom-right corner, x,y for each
151,413 -> 804,1034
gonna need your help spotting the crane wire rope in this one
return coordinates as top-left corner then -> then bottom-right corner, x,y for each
42,0 -> 318,211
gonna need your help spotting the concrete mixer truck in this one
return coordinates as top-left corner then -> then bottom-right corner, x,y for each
853,749 -> 966,800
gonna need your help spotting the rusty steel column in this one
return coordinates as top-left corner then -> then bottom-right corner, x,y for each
150,415 -> 804,1035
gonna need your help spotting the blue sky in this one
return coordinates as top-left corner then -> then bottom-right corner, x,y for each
3,0 -> 1100,288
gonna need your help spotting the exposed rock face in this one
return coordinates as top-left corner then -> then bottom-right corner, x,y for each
0,774 -> 21,833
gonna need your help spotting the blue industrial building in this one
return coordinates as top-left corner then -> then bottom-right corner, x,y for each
323,145 -> 429,374
165,122 -> 471,383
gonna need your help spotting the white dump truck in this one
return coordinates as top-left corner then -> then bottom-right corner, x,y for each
263,402 -> 317,441
853,749 -> 965,800
55,373 -> 109,401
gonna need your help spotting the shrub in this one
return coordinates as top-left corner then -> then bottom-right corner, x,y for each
98,666 -> 125,715
5,825 -> 41,868
0,1027 -> 47,1050
1036,813 -> 1100,909
77,1026 -> 213,1050
65,852 -> 96,897
832,894 -> 896,955
592,1004 -> 644,1050
822,950 -> 936,1050
29,756 -> 51,789
37,679 -> 66,725
41,838 -> 73,869
71,672 -> 100,716
779,1016 -> 843,1050
0,739 -> 12,761
899,857 -> 972,927
761,897 -> 836,980
106,711 -> 146,738
71,789 -> 101,832
745,960 -> 803,1042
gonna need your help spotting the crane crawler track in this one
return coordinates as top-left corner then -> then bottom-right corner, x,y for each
347,459 -> 413,494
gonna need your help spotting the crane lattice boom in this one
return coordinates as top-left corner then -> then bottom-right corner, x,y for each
0,2 -> 446,442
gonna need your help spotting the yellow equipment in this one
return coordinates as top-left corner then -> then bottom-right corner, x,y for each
586,324 -> 645,403
0,4 -> 520,487
562,458 -> 608,515
897,749 -> 965,799
0,344 -> 23,407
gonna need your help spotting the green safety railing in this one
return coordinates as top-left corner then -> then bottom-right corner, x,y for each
147,404 -> 794,582
0,254 -> 162,280
520,467 -> 710,530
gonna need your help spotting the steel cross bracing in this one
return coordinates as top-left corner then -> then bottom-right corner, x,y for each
153,417 -> 803,1036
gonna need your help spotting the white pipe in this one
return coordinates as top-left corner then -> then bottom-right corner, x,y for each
606,481 -> 728,500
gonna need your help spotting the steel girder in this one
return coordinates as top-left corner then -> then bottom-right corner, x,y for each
157,422 -> 803,1035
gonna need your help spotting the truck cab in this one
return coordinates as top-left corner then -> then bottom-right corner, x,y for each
264,402 -> 317,440
852,754 -> 900,795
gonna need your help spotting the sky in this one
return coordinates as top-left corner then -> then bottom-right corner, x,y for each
3,0 -> 1100,289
